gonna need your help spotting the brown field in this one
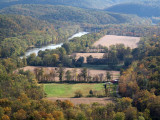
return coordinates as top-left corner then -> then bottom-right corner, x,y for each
93,35 -> 140,49
46,97 -> 113,105
18,66 -> 120,81
71,53 -> 104,63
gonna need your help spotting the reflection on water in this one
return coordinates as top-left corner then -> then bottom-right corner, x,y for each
68,32 -> 89,40
21,32 -> 88,57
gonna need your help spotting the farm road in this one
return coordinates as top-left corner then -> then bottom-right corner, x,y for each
47,97 -> 113,105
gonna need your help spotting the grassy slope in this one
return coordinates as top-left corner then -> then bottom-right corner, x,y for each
44,83 -> 105,97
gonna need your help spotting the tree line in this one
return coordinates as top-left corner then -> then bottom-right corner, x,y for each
29,67 -> 113,83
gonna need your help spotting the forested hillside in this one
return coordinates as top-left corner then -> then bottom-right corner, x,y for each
0,14 -> 80,58
119,35 -> 160,120
105,2 -> 160,17
0,0 -> 159,9
0,4 -> 148,25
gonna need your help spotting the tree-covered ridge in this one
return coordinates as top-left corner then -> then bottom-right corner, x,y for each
0,4 -> 149,25
0,14 -> 80,58
0,0 -> 159,9
105,2 -> 160,17
118,35 -> 160,120
0,14 -> 55,40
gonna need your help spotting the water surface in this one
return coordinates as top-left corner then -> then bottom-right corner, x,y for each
22,32 -> 88,57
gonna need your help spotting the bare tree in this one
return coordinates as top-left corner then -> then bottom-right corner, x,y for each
65,70 -> 72,81
81,68 -> 88,82
106,71 -> 112,82
72,68 -> 77,81
57,65 -> 65,82
50,69 -> 57,82
99,74 -> 104,82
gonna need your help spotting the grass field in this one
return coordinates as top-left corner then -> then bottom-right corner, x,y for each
82,63 -> 123,71
44,83 -> 105,97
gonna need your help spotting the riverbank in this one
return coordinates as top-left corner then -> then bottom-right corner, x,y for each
21,32 -> 89,57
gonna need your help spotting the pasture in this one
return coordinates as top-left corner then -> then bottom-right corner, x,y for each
44,83 -> 104,97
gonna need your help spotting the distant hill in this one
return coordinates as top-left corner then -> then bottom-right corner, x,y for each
105,2 -> 160,17
0,0 -> 158,9
0,4 -> 150,25
0,0 -> 117,9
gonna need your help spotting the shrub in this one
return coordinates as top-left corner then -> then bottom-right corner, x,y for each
74,90 -> 83,98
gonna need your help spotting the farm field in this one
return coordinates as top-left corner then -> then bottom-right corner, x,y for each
93,35 -> 140,49
82,63 -> 123,71
47,97 -> 113,105
71,53 -> 104,63
44,83 -> 104,97
19,66 -> 120,81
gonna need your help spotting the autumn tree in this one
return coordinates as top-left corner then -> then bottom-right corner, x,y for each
49,69 -> 57,82
72,68 -> 77,81
81,68 -> 88,82
57,65 -> 65,82
114,112 -> 125,120
65,70 -> 72,81
106,72 -> 112,81
13,109 -> 27,120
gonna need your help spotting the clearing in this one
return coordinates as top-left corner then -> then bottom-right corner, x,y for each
44,83 -> 104,97
44,83 -> 116,104
93,35 -> 140,49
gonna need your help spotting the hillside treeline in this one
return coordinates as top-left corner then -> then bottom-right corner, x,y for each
0,4 -> 149,25
0,0 -> 159,10
119,35 -> 160,120
0,14 -> 80,58
106,2 -> 160,17
83,24 -> 160,37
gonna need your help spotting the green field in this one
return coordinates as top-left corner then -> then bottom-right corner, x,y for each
44,83 -> 105,97
82,63 -> 123,71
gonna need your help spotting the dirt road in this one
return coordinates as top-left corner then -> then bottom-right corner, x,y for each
46,97 -> 113,105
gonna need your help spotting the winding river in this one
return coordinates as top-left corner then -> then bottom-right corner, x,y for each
22,32 -> 88,57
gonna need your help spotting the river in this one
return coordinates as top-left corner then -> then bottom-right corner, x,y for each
22,32 -> 88,57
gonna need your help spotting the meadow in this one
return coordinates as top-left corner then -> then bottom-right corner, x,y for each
44,83 -> 105,97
